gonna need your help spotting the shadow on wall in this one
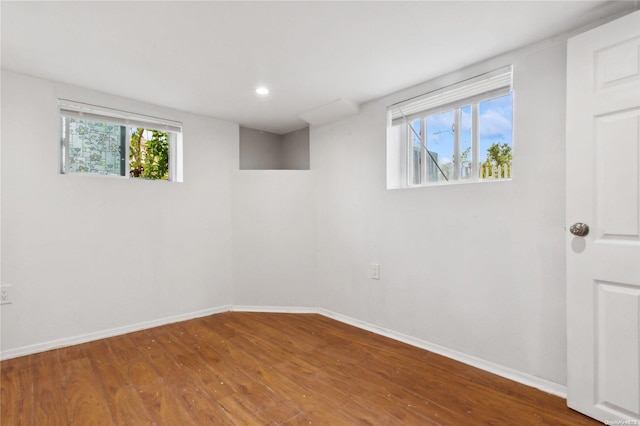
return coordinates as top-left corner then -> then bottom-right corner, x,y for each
239,126 -> 310,170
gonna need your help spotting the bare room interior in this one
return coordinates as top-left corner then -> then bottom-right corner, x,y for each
1,1 -> 639,424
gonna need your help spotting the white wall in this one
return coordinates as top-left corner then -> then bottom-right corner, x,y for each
234,126 -> 316,308
0,38 -> 572,389
0,70 -> 237,356
239,126 -> 283,170
231,171 -> 317,308
239,126 -> 310,170
312,39 -> 568,385
282,128 -> 310,170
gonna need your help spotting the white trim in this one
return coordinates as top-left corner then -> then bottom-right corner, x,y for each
389,66 -> 512,125
59,99 -> 182,133
317,308 -> 568,398
229,306 -> 566,397
231,305 -> 319,314
0,304 -> 567,398
0,305 -> 230,361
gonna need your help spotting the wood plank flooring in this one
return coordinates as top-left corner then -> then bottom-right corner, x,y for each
1,312 -> 600,425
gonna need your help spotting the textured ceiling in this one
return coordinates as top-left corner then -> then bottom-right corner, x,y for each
1,1 -> 635,134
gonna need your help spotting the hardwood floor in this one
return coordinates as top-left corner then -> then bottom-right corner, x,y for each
1,312 -> 599,425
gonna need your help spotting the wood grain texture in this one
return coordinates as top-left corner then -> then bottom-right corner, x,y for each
1,312 -> 599,425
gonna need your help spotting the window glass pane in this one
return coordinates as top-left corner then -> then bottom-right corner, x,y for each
129,128 -> 170,180
479,93 -> 513,179
60,102 -> 182,181
426,110 -> 454,183
66,118 -> 125,176
410,119 -> 422,185
460,105 -> 472,180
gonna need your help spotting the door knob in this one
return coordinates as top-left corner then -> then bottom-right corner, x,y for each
570,222 -> 589,236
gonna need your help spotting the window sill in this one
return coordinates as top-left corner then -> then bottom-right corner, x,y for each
391,177 -> 513,190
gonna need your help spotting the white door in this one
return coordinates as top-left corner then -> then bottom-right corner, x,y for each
566,10 -> 640,423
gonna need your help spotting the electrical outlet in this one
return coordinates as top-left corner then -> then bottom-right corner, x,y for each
0,286 -> 13,305
371,264 -> 380,280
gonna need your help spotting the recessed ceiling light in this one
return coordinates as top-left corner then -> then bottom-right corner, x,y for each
255,87 -> 269,95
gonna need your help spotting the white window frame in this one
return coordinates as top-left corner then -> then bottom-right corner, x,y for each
388,66 -> 513,187
59,99 -> 183,182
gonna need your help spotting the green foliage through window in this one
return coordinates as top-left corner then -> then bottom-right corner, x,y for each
130,128 -> 170,180
60,101 -> 181,181
62,119 -> 173,180
481,143 -> 512,179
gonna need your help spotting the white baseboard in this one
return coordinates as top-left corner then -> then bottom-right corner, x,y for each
228,306 -> 566,397
0,303 -> 567,399
0,305 -> 231,361
231,305 -> 319,314
318,308 -> 567,398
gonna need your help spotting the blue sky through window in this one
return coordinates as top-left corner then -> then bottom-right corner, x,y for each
478,93 -> 513,161
422,93 -> 513,164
